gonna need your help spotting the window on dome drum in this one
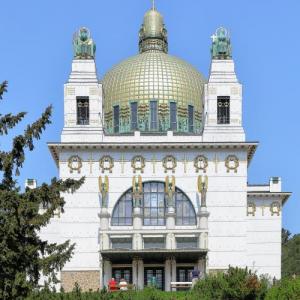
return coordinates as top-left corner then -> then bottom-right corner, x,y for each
144,237 -> 165,249
111,238 -> 132,250
176,237 -> 198,249
130,102 -> 138,131
113,105 -> 120,133
188,105 -> 194,133
111,181 -> 196,226
150,101 -> 158,130
170,102 -> 177,130
76,97 -> 89,125
217,96 -> 230,124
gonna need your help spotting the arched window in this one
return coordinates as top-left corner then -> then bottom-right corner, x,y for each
111,181 -> 196,226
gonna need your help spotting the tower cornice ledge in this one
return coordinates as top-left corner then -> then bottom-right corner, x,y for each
48,141 -> 258,167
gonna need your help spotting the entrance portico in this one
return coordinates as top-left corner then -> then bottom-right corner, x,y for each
101,249 -> 207,291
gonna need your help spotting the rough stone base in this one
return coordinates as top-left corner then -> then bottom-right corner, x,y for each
61,271 -> 100,292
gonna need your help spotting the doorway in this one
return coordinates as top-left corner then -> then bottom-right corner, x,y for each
112,268 -> 132,284
144,267 -> 165,290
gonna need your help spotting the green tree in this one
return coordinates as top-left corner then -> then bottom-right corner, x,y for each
0,81 -> 84,300
282,228 -> 300,277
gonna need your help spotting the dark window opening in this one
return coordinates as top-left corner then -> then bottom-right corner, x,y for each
111,238 -> 132,250
144,237 -> 165,249
217,96 -> 230,124
144,268 -> 164,290
150,101 -> 158,130
177,268 -> 193,283
113,105 -> 120,133
176,237 -> 198,249
77,97 -> 89,125
170,102 -> 177,131
112,268 -> 132,284
131,102 -> 138,131
188,105 -> 194,132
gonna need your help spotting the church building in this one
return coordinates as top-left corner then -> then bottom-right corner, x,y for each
43,5 -> 290,291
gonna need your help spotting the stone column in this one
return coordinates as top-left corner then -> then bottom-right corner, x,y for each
198,206 -> 209,230
164,258 -> 172,291
99,256 -> 103,289
197,258 -> 206,278
166,207 -> 176,230
137,259 -> 144,289
132,258 -> 139,288
133,207 -> 143,230
166,233 -> 175,249
171,258 -> 176,291
133,233 -> 142,250
99,208 -> 111,231
198,206 -> 209,251
103,260 -> 112,288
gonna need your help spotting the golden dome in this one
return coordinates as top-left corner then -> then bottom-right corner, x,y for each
103,8 -> 206,134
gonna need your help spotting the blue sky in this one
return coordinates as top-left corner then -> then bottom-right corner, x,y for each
0,0 -> 299,234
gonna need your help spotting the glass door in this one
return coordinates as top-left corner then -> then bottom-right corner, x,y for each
144,268 -> 164,290
177,267 -> 193,282
112,268 -> 132,284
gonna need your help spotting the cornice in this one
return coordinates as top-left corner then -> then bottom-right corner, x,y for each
48,141 -> 258,168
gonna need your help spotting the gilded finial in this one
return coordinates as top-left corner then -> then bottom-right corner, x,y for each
152,0 -> 155,10
139,3 -> 168,53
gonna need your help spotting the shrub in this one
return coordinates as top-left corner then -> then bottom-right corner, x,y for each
193,266 -> 268,300
265,277 -> 300,300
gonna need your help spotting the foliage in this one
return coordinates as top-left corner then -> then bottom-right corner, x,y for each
0,81 -> 84,300
282,228 -> 300,278
193,266 -> 268,300
265,277 -> 300,300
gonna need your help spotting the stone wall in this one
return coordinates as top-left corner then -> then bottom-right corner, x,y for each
61,271 -> 100,292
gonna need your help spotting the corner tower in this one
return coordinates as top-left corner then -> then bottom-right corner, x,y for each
203,27 -> 245,142
61,27 -> 103,143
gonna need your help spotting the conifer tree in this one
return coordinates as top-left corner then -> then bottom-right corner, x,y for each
0,81 -> 84,299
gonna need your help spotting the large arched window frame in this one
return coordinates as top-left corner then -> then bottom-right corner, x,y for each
111,181 -> 196,226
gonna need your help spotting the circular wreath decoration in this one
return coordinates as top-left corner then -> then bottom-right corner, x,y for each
247,202 -> 256,216
225,155 -> 239,173
68,155 -> 83,174
270,201 -> 281,216
99,155 -> 114,173
162,155 -> 177,173
131,155 -> 146,173
194,155 -> 208,173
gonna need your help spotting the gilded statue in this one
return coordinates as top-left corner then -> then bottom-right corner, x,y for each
211,27 -> 232,60
73,27 -> 96,59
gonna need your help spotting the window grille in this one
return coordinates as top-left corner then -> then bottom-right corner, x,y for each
76,97 -> 89,125
217,96 -> 230,124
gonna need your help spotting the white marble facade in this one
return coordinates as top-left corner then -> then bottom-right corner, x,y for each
42,13 -> 290,292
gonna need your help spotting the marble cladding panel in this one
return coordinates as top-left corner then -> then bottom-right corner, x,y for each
61,271 -> 100,292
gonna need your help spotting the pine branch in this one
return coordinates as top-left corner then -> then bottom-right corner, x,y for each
0,81 -> 8,99
24,177 -> 85,229
0,106 -> 52,189
0,112 -> 27,135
